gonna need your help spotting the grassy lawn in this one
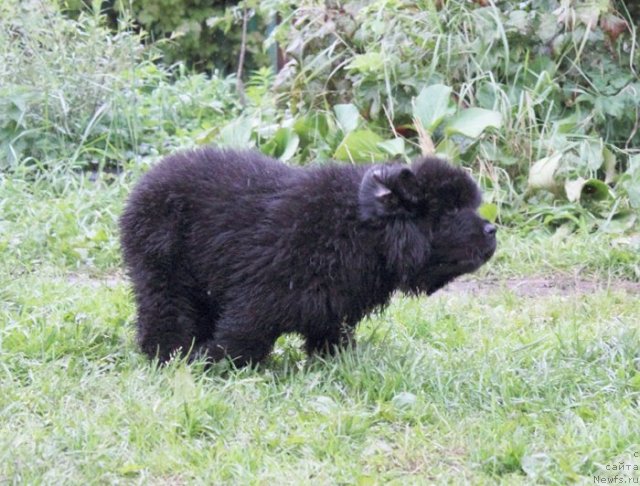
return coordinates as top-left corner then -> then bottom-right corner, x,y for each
1,173 -> 640,484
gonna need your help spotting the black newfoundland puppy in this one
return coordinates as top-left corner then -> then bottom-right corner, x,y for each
120,148 -> 496,366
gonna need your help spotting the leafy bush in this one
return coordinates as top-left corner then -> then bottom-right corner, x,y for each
3,0 -> 638,234
0,0 -> 143,169
129,0 -> 271,73
62,0 -> 271,73
0,0 -> 239,171
262,0 -> 640,232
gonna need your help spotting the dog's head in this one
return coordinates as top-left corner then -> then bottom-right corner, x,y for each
359,156 -> 497,294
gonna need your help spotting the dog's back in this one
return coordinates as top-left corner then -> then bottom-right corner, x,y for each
120,148 -> 295,265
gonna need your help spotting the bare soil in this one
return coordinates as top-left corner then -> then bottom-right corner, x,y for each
439,275 -> 640,297
69,272 -> 640,297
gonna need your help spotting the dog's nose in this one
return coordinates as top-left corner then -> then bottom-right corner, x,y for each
483,223 -> 497,236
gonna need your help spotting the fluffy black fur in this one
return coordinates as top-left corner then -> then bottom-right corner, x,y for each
120,148 -> 497,365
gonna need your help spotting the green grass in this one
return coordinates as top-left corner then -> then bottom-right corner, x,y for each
1,172 -> 640,484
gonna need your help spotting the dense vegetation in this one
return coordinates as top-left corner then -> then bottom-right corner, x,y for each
272,0 -> 640,234
1,0 -> 639,483
3,0 -> 639,234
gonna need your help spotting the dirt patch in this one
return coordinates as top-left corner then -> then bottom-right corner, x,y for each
66,272 -> 125,288
438,275 -> 640,297
68,272 -> 640,297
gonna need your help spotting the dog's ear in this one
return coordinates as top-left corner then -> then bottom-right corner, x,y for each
359,165 -> 421,220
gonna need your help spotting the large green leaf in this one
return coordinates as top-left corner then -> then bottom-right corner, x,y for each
334,130 -> 387,162
565,177 -> 611,203
564,178 -> 586,203
528,153 -> 562,190
293,113 -> 331,143
216,117 -> 254,148
334,104 -> 360,134
377,137 -> 405,157
413,84 -> 454,132
261,127 -> 299,162
578,139 -> 604,171
444,108 -> 502,139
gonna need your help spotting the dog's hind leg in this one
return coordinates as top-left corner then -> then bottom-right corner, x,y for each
194,306 -> 278,367
304,322 -> 356,356
131,267 -> 202,363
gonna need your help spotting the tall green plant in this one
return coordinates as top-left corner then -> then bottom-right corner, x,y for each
0,0 -> 240,171
0,0 -> 145,169
268,0 -> 640,232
